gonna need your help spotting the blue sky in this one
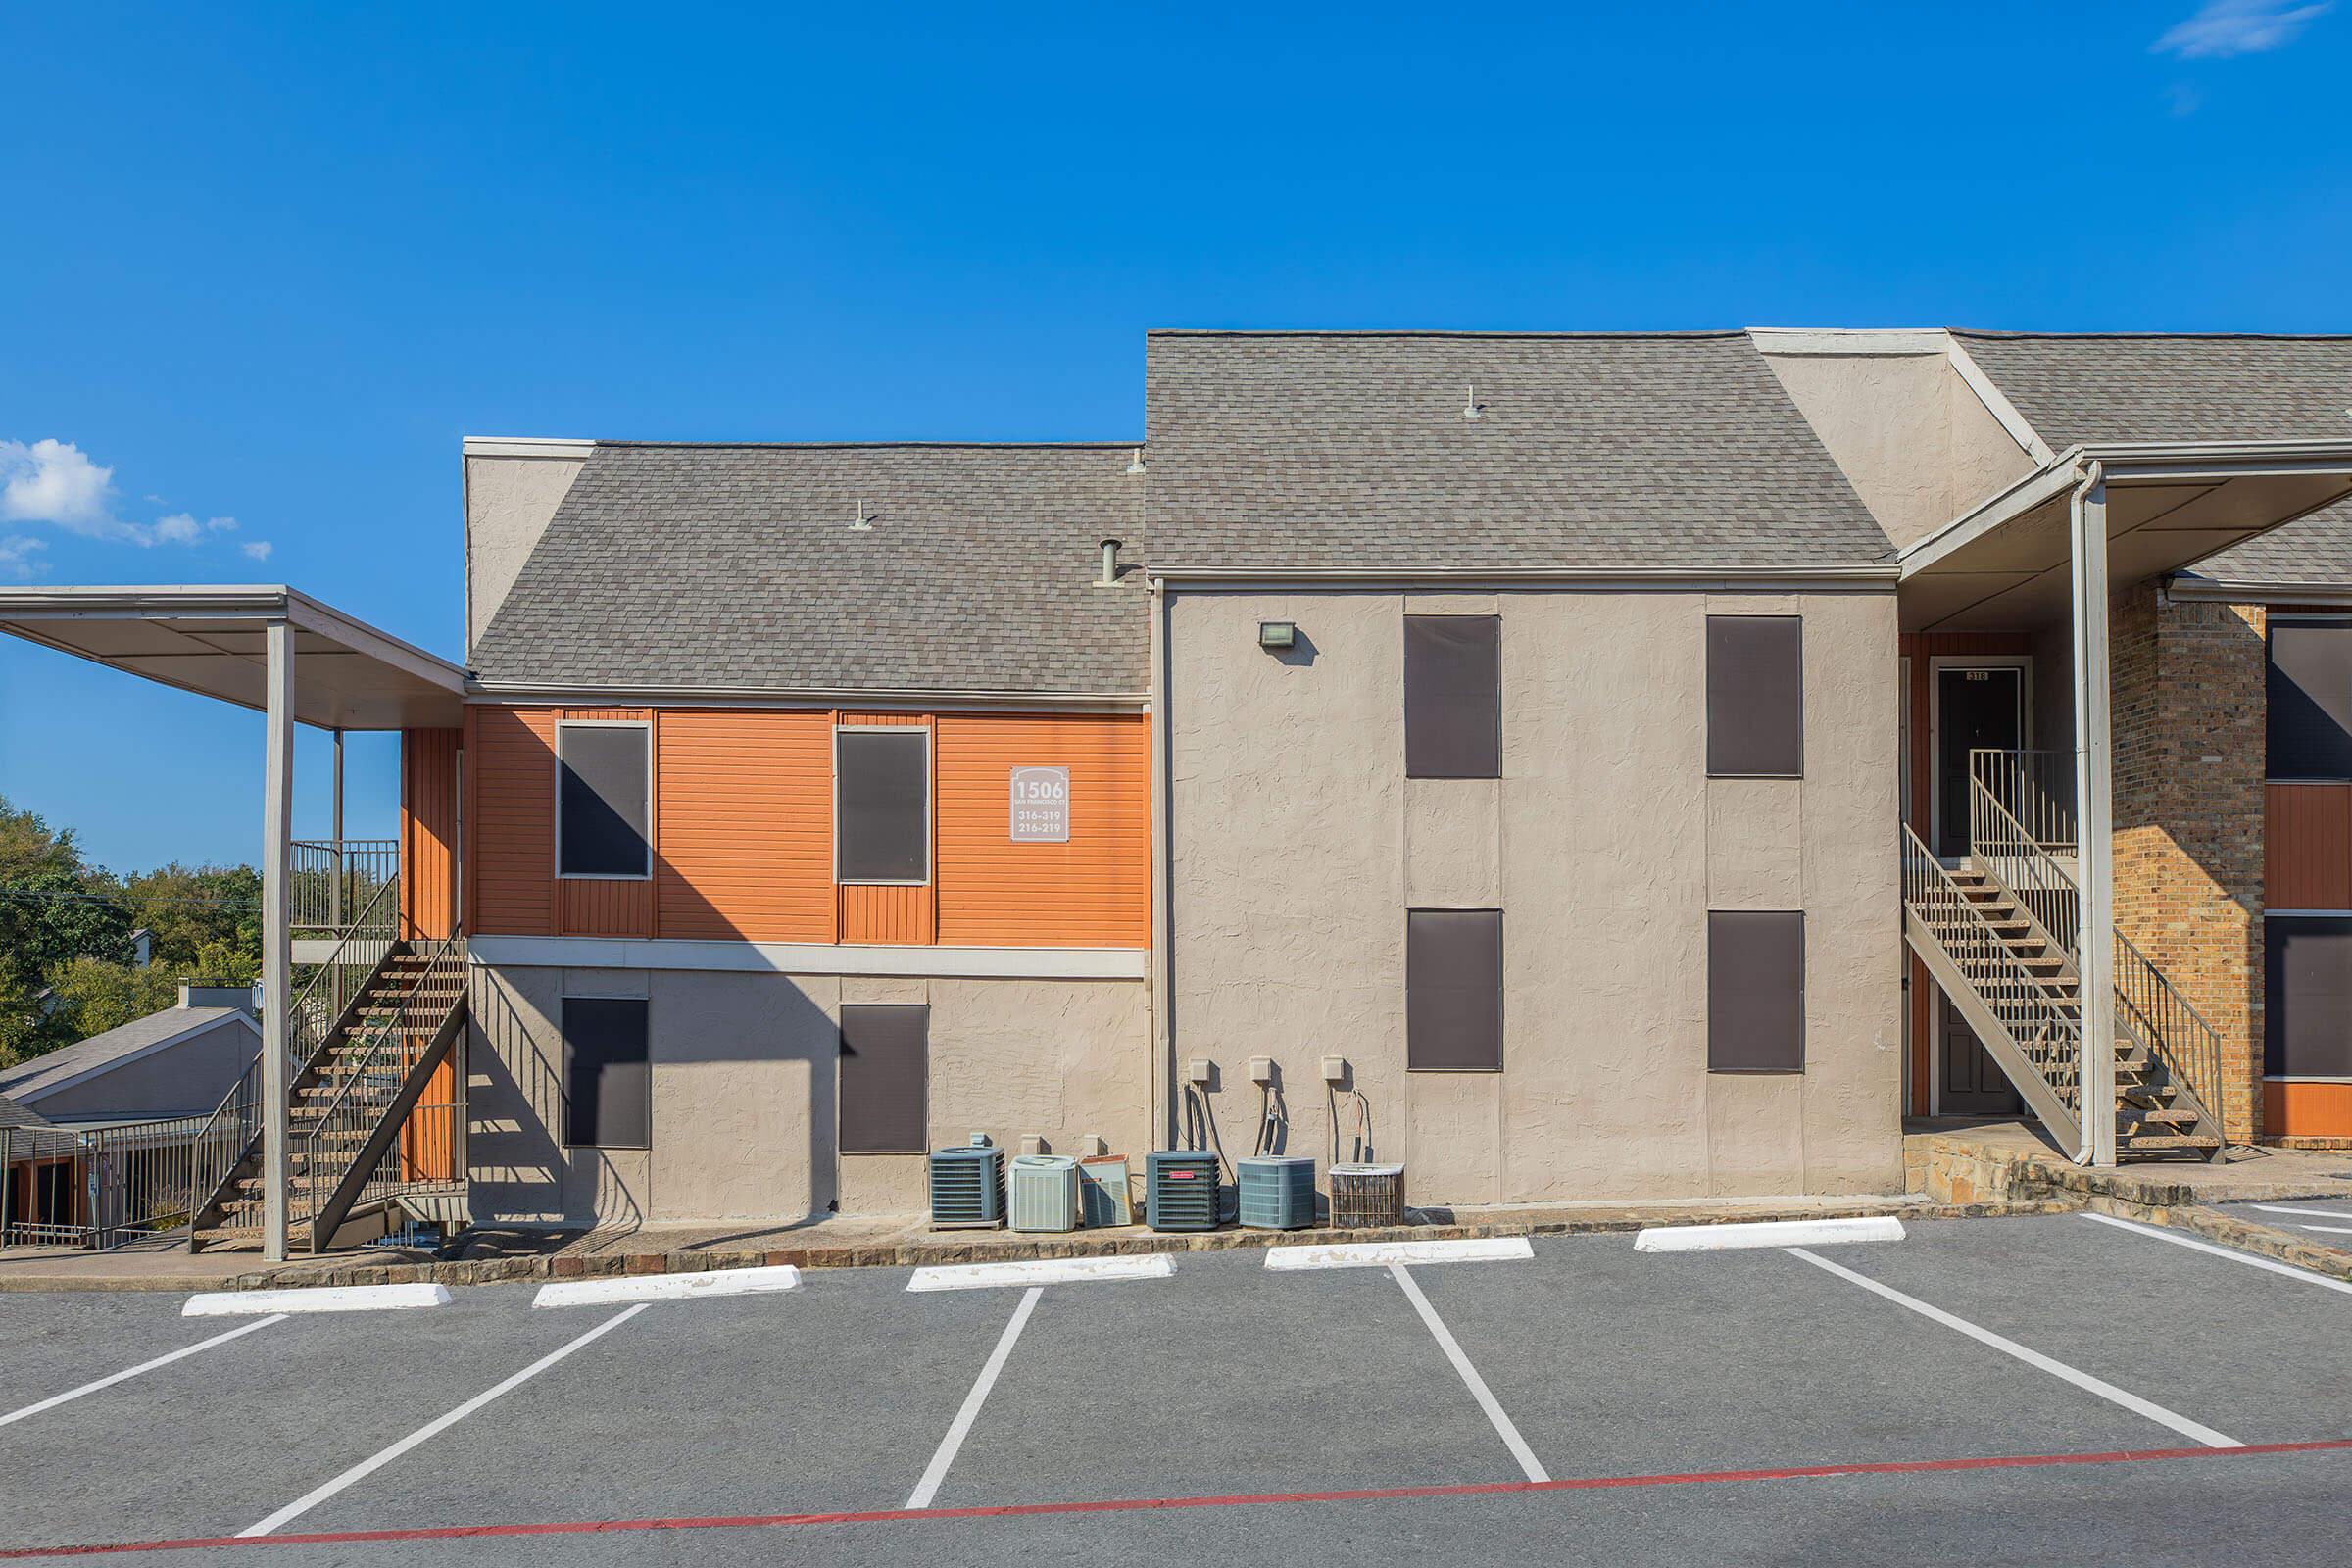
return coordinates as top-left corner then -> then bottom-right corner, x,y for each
3,1 -> 2347,872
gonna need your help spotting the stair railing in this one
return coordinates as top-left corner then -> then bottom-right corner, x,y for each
2112,932 -> 2228,1138
293,939 -> 466,1232
1902,826 -> 2082,1113
1966,758 -> 2229,1140
181,876 -> 401,1245
1969,748 -> 2076,854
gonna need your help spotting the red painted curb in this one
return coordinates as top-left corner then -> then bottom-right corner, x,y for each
6,1438 -> 2348,1558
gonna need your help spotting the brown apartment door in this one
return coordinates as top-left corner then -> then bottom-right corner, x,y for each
1936,666 -> 2025,858
1940,993 -> 2024,1116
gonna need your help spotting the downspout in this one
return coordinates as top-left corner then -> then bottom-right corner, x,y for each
2067,459 -> 2118,1166
1148,574 -> 1177,1153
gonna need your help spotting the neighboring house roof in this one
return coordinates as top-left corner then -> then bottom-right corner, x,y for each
1952,332 -> 2352,587
470,442 -> 1150,697
1144,331 -> 1892,572
0,1005 -> 258,1107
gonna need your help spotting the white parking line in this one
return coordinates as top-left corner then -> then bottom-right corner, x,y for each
1787,1247 -> 2243,1450
1636,1216 -> 1904,1253
906,1254 -> 1173,1292
2248,1204 -> 2352,1221
534,1264 -> 803,1307
1388,1262 -> 1549,1483
2083,1213 -> 2352,1297
185,1283 -> 452,1316
240,1302 -> 650,1537
905,1285 -> 1041,1509
0,1315 -> 284,1430
2296,1224 -> 2352,1236
1264,1237 -> 1533,1270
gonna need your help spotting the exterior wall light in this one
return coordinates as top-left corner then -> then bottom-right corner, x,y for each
1258,620 -> 1297,651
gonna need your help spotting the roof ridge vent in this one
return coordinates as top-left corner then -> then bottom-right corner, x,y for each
1461,384 -> 1483,421
851,497 -> 874,531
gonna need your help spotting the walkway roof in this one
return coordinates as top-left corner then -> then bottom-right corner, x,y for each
0,585 -> 466,730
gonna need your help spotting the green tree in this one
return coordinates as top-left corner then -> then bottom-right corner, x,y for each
121,863 -> 263,976
0,796 -> 261,1065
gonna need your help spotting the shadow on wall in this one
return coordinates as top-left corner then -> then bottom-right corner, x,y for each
466,981 -> 643,1231
2107,588 -> 2269,1142
465,964 -> 844,1232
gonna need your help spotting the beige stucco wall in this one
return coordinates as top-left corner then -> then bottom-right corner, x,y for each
1761,347 -> 2037,551
466,961 -> 1150,1226
465,452 -> 586,655
1164,587 -> 1905,1206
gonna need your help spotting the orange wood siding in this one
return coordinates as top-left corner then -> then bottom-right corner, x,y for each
2265,1080 -> 2352,1140
467,707 -> 556,936
465,703 -> 1148,950
2267,783 -> 2352,910
399,728 -> 462,940
557,877 -> 654,937
936,712 -> 1150,947
656,710 -> 834,941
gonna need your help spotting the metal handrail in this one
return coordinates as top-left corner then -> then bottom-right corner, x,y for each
1969,749 -> 2076,854
293,940 -> 466,1227
1903,825 -> 2082,1112
0,1114 -> 215,1250
1969,772 -> 2081,965
181,876 -> 402,1244
291,838 -> 398,933
1966,766 -> 2228,1136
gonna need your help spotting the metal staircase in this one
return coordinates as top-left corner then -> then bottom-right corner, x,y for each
186,886 -> 468,1252
1900,750 -> 2227,1164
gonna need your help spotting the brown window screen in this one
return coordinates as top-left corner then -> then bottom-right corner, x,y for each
839,1004 -> 929,1153
836,729 -> 930,883
558,726 -> 650,877
1708,910 -> 1804,1072
1407,908 -> 1503,1070
2267,916 -> 2352,1079
564,997 -> 650,1148
1706,616 -> 1803,777
1405,615 -> 1501,779
2268,619 -> 2352,780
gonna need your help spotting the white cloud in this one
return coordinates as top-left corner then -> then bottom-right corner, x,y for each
2155,1 -> 2332,57
0,535 -> 46,580
240,540 -> 274,562
0,438 -> 127,538
144,512 -> 240,547
1,437 -> 249,552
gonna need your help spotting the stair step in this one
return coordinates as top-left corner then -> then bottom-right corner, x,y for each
2118,1132 -> 2224,1152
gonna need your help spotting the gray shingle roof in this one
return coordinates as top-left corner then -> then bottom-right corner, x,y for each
1953,332 -> 2352,586
472,444 -> 1149,696
0,1092 -> 53,1132
0,1005 -> 256,1104
1952,331 -> 2352,450
1144,331 -> 1891,571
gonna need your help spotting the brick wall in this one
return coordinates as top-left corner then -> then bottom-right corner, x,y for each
2108,582 -> 2267,1142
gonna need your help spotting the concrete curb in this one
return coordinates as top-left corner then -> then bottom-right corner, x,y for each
0,1195 -> 2077,1295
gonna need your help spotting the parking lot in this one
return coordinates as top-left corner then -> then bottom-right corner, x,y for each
2224,1194 -> 2352,1239
3,1212 -> 2348,1566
